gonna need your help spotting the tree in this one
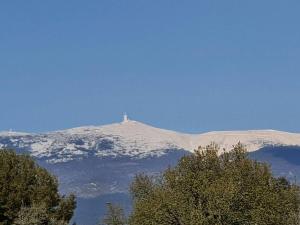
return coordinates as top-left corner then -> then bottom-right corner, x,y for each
55,193 -> 76,222
13,203 -> 50,225
128,143 -> 300,225
101,203 -> 127,225
13,204 -> 67,225
0,149 -> 76,225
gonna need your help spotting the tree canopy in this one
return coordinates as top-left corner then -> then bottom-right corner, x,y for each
128,143 -> 300,225
0,149 -> 76,225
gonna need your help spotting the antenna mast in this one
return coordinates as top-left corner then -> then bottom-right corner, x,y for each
123,113 -> 129,123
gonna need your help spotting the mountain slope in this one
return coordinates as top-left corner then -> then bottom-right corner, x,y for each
1,119 -> 300,164
1,119 -> 300,224
192,129 -> 300,152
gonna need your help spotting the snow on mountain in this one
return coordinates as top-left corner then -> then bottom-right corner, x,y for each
192,130 -> 300,152
0,131 -> 30,136
0,119 -> 191,163
2,118 -> 300,225
1,117 -> 300,163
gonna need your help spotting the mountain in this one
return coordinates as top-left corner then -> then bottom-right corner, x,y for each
1,117 -> 300,224
1,118 -> 300,163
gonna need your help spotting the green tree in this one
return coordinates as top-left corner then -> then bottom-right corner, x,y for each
129,143 -> 300,225
13,203 -> 50,225
0,149 -> 76,225
13,203 -> 67,225
101,203 -> 127,225
55,193 -> 76,222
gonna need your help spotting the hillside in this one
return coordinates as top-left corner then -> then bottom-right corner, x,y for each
1,118 -> 300,164
1,118 -> 300,224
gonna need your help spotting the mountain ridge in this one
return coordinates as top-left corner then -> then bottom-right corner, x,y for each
1,119 -> 300,164
1,122 -> 299,137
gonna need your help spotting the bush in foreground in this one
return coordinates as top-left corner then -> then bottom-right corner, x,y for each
0,149 -> 76,225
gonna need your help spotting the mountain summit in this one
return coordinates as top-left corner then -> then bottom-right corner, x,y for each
0,118 -> 300,163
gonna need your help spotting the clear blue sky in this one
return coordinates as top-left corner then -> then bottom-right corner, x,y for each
0,0 -> 299,133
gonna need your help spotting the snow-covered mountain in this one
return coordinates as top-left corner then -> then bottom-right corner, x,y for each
1,117 -> 300,225
193,129 -> 300,152
1,117 -> 300,163
0,119 -> 190,163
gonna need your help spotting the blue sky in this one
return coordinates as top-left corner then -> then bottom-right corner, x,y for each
0,0 -> 299,133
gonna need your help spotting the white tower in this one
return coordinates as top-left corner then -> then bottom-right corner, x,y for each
123,113 -> 129,123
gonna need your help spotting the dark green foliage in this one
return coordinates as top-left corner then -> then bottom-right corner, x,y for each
101,203 -> 127,225
14,203 -> 51,225
55,194 -> 77,222
130,174 -> 155,201
14,203 -> 67,225
0,149 -> 76,225
129,143 -> 300,225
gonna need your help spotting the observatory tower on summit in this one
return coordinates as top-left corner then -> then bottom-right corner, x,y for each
123,113 -> 129,123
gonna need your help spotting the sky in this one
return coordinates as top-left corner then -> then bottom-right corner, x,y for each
0,0 -> 300,133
